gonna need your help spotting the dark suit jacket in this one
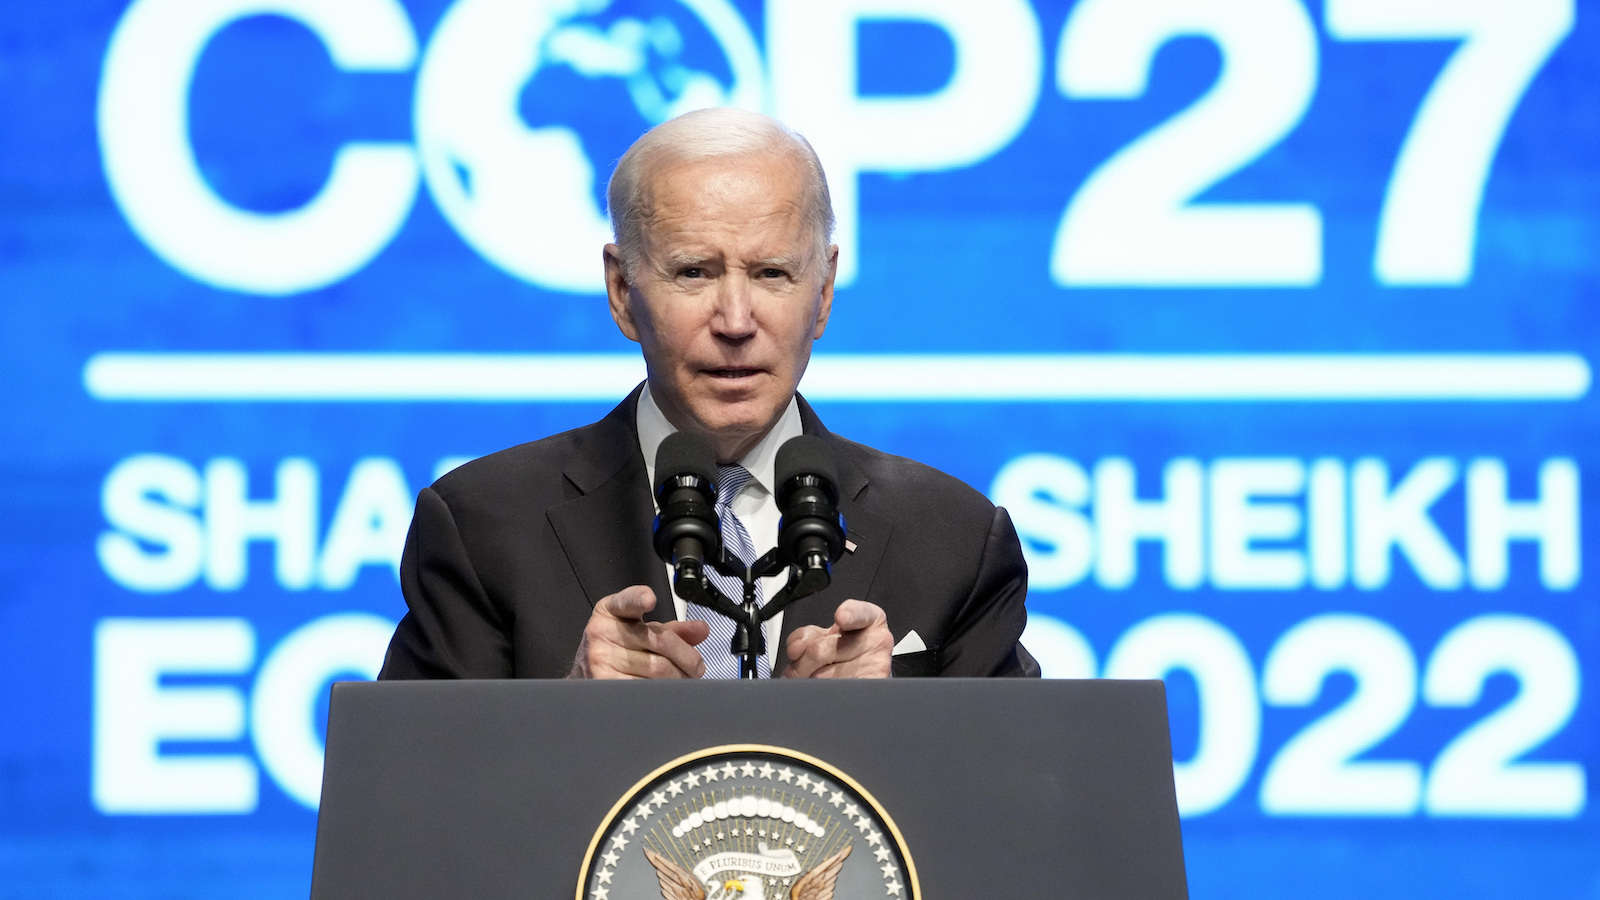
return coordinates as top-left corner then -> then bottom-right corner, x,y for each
379,388 -> 1038,679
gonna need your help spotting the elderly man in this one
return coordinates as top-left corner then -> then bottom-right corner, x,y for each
380,108 -> 1036,680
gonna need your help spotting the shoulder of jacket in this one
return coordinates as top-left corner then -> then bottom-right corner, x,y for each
427,419 -> 603,504
830,434 -> 996,516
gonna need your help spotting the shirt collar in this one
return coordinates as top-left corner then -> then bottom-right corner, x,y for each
637,383 -> 802,499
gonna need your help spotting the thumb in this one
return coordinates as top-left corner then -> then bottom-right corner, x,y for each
834,599 -> 886,632
598,585 -> 656,621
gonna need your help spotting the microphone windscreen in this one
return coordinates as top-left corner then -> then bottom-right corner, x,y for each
776,435 -> 838,487
654,431 -> 717,496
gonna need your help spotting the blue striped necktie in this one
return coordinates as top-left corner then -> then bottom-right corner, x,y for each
689,463 -> 769,678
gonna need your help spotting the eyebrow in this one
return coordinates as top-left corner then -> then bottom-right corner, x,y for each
657,253 -> 810,273
658,252 -> 714,271
750,255 -> 807,273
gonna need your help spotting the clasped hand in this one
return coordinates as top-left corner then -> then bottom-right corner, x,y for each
567,586 -> 892,679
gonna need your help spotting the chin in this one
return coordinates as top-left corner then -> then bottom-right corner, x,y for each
689,397 -> 785,442
699,411 -> 774,440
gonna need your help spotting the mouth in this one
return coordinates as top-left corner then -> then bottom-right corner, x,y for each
704,367 -> 764,379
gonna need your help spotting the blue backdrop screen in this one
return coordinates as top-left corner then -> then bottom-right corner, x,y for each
3,0 -> 1597,897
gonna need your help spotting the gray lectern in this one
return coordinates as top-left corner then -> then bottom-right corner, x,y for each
310,679 -> 1187,900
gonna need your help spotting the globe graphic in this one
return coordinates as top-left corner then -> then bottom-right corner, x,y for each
414,0 -> 765,293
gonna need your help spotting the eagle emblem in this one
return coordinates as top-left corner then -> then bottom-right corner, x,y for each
645,844 -> 852,900
579,748 -> 914,900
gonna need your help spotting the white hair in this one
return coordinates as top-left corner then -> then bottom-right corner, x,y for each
606,108 -> 835,277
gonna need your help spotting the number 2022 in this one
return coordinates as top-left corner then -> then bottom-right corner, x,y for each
1032,612 -> 1584,818
1050,0 -> 1575,288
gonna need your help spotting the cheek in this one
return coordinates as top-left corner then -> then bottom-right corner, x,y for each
634,301 -> 706,360
653,312 -> 699,347
780,306 -> 824,351
629,296 -> 672,343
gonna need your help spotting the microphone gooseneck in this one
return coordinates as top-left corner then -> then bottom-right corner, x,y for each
650,431 -> 846,679
775,435 -> 846,593
652,432 -> 721,592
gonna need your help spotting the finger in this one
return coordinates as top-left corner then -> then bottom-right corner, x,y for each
580,591 -> 700,679
571,591 -> 655,679
665,619 -> 711,646
833,599 -> 887,633
599,643 -> 698,679
786,625 -> 825,656
831,623 -> 891,663
784,625 -> 832,667
645,623 -> 708,678
786,604 -> 893,679
788,624 -> 830,647
836,632 -> 893,681
598,619 -> 705,677
808,660 -> 845,680
810,651 -> 890,679
783,627 -> 841,679
596,585 -> 657,622
803,627 -> 892,678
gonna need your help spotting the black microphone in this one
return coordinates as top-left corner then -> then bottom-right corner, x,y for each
775,435 -> 846,594
652,432 -> 722,594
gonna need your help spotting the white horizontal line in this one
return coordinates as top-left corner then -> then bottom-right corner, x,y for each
83,352 -> 1591,402
804,354 -> 1592,401
86,353 -> 649,401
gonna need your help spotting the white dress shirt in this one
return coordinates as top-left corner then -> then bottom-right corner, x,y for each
637,383 -> 802,669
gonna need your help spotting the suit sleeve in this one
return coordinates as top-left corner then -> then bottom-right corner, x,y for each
936,506 -> 1041,678
378,486 -> 515,679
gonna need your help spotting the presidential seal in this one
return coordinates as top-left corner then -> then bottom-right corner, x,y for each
577,745 -> 917,900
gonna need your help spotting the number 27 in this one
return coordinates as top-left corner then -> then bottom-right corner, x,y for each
1051,0 -> 1575,288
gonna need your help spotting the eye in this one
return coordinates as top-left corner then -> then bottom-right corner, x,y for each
680,266 -> 705,279
759,267 -> 785,279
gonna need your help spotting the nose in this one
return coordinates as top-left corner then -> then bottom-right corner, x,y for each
711,275 -> 756,341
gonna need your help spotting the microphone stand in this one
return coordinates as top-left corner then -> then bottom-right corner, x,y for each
671,550 -> 828,679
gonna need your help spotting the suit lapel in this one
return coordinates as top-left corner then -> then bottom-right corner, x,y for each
774,397 -> 891,672
546,391 -> 888,651
547,388 -> 676,624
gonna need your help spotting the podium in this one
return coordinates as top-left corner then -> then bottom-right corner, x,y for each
310,679 -> 1188,900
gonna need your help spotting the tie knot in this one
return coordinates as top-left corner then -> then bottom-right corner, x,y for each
716,463 -> 754,506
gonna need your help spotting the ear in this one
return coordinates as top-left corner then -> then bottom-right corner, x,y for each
603,243 -> 640,342
812,244 -> 838,340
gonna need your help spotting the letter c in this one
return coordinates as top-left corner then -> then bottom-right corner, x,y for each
97,0 -> 419,295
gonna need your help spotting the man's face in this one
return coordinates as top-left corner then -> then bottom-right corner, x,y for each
605,151 -> 837,461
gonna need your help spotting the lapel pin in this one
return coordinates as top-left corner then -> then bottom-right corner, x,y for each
845,538 -> 858,553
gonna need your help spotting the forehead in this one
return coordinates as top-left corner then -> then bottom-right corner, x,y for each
638,153 -> 812,254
